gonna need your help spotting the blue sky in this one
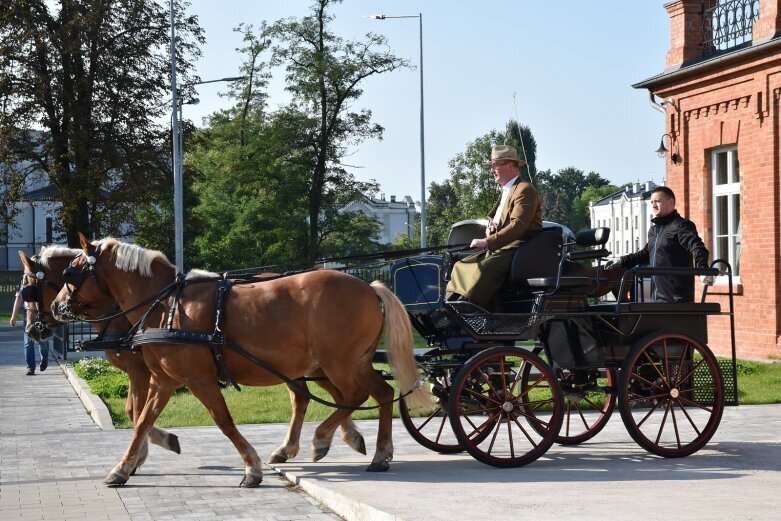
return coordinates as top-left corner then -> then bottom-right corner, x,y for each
179,0 -> 671,202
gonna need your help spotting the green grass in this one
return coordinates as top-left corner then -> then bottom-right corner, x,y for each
73,354 -> 781,429
74,357 -> 402,429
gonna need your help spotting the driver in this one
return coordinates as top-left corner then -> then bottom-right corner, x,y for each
445,145 -> 542,309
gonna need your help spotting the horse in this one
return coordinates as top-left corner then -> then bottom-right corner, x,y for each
21,246 -> 372,475
51,233 -> 431,487
19,248 -> 181,471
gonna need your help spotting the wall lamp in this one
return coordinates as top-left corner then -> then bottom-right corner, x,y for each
655,133 -> 682,164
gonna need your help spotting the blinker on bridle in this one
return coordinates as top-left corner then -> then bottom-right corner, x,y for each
60,247 -> 105,318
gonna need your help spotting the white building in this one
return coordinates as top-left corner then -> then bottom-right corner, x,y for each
340,194 -> 417,244
1,181 -> 63,270
590,181 -> 657,261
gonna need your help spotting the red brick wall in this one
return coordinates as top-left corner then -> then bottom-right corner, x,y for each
652,48 -> 781,359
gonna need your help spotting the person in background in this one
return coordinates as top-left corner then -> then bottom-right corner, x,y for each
446,144 -> 543,309
10,283 -> 50,376
606,186 -> 710,302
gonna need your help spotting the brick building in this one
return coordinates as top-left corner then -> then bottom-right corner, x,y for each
633,0 -> 781,359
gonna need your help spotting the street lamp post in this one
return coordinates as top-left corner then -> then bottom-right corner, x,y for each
368,13 -> 427,248
170,1 -> 244,272
170,77 -> 243,274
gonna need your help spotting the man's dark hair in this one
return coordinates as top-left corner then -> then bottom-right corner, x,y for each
652,186 -> 676,201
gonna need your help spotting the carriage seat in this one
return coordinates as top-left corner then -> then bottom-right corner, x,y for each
522,227 -> 612,292
505,227 -> 564,290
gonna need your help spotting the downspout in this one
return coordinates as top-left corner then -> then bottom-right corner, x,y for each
648,91 -> 666,113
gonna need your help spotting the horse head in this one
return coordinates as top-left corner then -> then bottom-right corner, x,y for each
18,249 -> 74,341
51,233 -> 124,323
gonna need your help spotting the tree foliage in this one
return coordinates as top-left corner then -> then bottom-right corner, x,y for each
0,0 -> 204,246
535,167 -> 612,229
268,0 -> 408,264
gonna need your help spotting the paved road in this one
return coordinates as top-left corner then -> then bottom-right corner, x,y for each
2,324 -> 781,520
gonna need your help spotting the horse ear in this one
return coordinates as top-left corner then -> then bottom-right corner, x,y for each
18,251 -> 34,272
78,232 -> 93,254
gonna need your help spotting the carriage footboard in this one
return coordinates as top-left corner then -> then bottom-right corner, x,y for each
444,301 -> 553,340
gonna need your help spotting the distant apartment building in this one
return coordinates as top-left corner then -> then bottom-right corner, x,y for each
590,181 -> 658,260
340,194 -> 417,244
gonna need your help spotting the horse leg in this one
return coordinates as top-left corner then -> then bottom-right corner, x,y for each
105,373 -> 179,486
315,378 -> 366,455
310,380 -> 370,463
129,362 -> 180,454
360,367 -> 395,472
185,380 -> 263,488
269,373 -> 366,464
268,383 -> 308,464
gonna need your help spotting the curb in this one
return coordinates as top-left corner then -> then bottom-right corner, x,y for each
58,358 -> 115,430
270,466 -> 400,521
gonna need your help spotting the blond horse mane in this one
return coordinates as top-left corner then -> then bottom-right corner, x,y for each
93,238 -> 173,278
38,245 -> 84,268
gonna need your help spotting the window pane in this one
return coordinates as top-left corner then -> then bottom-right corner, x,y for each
732,194 -> 740,235
717,237 -> 728,260
732,150 -> 740,183
716,195 -> 728,235
716,152 -> 728,185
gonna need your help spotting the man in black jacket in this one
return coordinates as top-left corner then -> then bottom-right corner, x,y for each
606,186 -> 709,302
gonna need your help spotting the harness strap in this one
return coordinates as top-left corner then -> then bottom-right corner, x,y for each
209,279 -> 239,391
165,273 -> 187,330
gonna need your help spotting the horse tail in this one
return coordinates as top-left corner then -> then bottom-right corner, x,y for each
370,281 -> 433,411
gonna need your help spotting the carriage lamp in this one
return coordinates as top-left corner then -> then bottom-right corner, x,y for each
655,133 -> 682,164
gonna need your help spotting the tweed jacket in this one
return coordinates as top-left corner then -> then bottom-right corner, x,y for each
485,178 -> 543,251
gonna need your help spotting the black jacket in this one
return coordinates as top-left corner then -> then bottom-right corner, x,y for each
620,210 -> 709,302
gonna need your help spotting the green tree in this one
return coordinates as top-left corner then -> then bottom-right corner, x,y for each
536,167 -> 611,229
0,0 -> 204,245
269,0 -> 409,264
570,184 -> 620,233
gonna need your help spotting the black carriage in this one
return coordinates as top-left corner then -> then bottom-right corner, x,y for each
388,220 -> 735,468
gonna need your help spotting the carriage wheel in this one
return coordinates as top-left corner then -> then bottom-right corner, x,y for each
523,367 -> 617,445
399,367 -> 462,453
400,361 -> 492,453
448,346 -> 563,468
618,331 -> 724,457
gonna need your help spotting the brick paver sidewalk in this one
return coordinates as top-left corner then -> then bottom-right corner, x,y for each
0,326 -> 341,521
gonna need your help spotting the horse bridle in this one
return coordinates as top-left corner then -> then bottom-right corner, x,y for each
20,256 -> 64,333
58,247 -> 111,320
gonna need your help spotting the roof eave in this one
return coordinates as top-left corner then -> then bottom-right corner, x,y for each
633,36 -> 781,90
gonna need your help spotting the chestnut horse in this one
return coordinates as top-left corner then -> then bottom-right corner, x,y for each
19,248 -> 181,471
21,246 -> 371,476
52,234 -> 430,487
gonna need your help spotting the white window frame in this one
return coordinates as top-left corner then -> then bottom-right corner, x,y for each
711,146 -> 741,280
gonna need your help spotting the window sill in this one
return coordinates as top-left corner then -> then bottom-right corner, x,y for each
704,283 -> 743,296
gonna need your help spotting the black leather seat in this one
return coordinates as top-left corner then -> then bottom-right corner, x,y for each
506,227 -> 564,291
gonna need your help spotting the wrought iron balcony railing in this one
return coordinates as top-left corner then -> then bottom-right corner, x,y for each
703,0 -> 760,56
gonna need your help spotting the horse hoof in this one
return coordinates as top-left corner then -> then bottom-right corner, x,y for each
312,446 -> 330,462
366,460 -> 390,472
239,473 -> 263,488
268,451 -> 289,464
130,466 -> 137,476
355,438 -> 367,456
104,470 -> 129,486
166,433 -> 181,454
